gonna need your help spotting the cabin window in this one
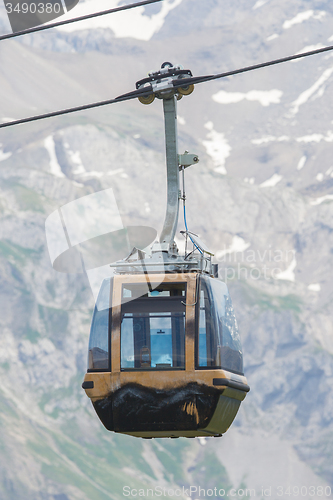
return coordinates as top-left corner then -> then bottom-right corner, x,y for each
197,276 -> 243,375
88,278 -> 112,371
120,282 -> 186,370
198,278 -> 221,367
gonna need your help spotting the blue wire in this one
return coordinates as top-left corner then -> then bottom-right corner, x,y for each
183,204 -> 203,255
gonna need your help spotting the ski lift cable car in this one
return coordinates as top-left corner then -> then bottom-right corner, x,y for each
82,63 -> 250,438
1,1 -> 332,440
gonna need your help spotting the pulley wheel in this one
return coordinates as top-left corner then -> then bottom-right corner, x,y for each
138,94 -> 155,105
177,84 -> 194,96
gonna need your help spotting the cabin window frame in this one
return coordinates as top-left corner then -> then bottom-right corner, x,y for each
119,281 -> 187,371
195,275 -> 244,375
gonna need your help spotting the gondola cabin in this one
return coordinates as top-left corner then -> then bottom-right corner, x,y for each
82,62 -> 249,438
82,271 -> 249,438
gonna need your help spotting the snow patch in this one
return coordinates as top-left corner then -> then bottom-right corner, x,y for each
0,143 -> 12,162
213,89 -> 283,107
244,177 -> 255,185
314,11 -> 326,20
68,150 -> 85,174
73,181 -> 84,187
253,0 -> 268,9
216,236 -> 251,259
290,67 -> 333,114
275,252 -> 296,282
293,44 -> 325,58
310,194 -> 333,205
283,10 -> 325,30
177,115 -> 186,125
252,136 -> 276,145
297,156 -> 306,170
107,168 -> 124,176
56,0 -> 183,41
267,34 -> 279,41
277,136 -> 289,142
260,174 -> 282,188
296,131 -> 333,143
202,122 -> 230,175
80,171 -> 104,178
144,202 -> 151,214
44,136 -> 65,178
1,117 -> 15,122
252,136 -> 289,144
283,10 -> 314,29
316,173 -> 324,182
314,87 -> 325,99
308,283 -> 321,292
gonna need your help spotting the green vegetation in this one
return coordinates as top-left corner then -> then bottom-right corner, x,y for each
0,178 -> 46,213
46,280 -> 56,300
38,375 -> 82,417
30,427 -> 157,500
150,439 -> 191,483
238,280 -> 303,314
188,449 -> 232,493
0,393 -> 19,420
13,184 -> 45,212
0,239 -> 41,266
38,304 -> 69,338
27,437 -> 112,500
23,328 -> 41,344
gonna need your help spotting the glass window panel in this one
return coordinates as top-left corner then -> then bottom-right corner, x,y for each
88,278 -> 111,371
120,283 -> 186,370
121,315 -> 134,368
196,276 -> 243,374
151,317 -> 172,367
197,282 -> 220,367
198,291 -> 208,366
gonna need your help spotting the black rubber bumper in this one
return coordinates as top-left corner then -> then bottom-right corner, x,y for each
213,378 -> 250,392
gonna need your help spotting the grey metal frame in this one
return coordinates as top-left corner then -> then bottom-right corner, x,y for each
159,96 -> 180,251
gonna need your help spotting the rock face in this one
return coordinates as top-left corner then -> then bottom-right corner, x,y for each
0,0 -> 333,498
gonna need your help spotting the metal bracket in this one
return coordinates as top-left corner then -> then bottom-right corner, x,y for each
136,63 -> 198,256
159,96 -> 179,250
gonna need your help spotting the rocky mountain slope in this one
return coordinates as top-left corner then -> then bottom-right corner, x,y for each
0,0 -> 333,499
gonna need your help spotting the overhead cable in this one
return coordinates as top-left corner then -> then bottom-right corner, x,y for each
173,44 -> 333,87
0,0 -> 162,41
1,43 -> 333,129
0,86 -> 153,129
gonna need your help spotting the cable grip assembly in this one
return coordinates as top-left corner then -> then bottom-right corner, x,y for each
136,63 -> 193,104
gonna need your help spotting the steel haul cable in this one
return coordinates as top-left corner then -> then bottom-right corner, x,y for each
0,86 -> 154,129
1,43 -> 333,129
171,44 -> 333,87
0,0 -> 162,41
